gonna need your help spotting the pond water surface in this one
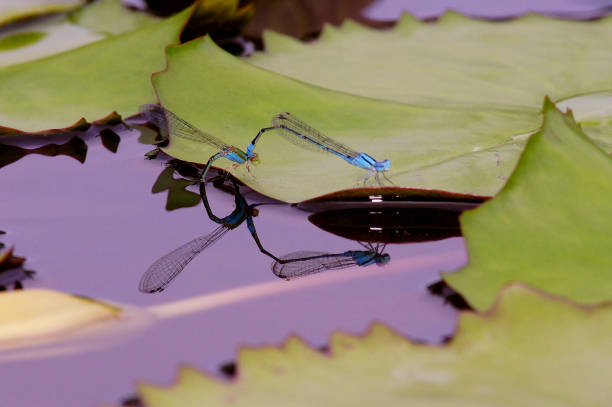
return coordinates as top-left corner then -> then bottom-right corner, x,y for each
1,128 -> 466,406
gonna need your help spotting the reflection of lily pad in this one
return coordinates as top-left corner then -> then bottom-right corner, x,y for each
0,136 -> 87,169
153,36 -> 611,203
443,100 -> 612,311
139,284 -> 612,406
152,166 -> 201,211
0,8 -> 191,134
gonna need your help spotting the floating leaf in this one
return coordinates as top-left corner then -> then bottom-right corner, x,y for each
138,284 -> 612,406
250,13 -> 612,110
0,0 -> 85,26
69,0 -> 159,36
0,7 -> 191,134
0,289 -> 118,348
152,12 -> 612,202
0,15 -> 103,67
153,36 -> 605,202
443,100 -> 612,311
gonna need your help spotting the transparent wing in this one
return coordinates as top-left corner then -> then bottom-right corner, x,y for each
139,225 -> 231,293
273,112 -> 359,159
139,104 -> 230,151
271,251 -> 357,279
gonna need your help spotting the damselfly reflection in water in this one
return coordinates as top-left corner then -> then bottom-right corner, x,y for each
272,242 -> 390,280
139,170 -> 392,292
138,104 -> 259,179
139,177 -> 277,293
247,112 -> 392,186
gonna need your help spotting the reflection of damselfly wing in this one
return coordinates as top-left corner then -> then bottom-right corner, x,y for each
139,225 -> 231,293
272,251 -> 359,279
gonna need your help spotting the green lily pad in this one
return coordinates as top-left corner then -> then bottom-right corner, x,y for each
443,100 -> 612,311
0,288 -> 119,349
138,284 -> 612,406
69,0 -> 159,36
250,13 -> 612,111
0,15 -> 103,67
0,8 -> 191,135
152,36 -> 611,203
0,0 -> 85,26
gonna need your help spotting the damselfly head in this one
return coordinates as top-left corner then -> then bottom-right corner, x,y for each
249,153 -> 261,165
249,207 -> 260,217
376,159 -> 391,172
221,146 -> 236,155
376,253 -> 391,265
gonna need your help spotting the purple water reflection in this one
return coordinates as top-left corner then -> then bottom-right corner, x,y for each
0,129 -> 465,406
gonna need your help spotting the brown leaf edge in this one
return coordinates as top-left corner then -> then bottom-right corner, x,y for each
0,111 -> 123,137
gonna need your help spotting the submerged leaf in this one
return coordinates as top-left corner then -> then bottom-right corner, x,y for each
443,100 -> 612,311
138,284 -> 612,406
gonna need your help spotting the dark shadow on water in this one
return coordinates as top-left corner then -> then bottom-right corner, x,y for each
309,207 -> 462,244
0,123 -> 128,171
427,280 -> 472,311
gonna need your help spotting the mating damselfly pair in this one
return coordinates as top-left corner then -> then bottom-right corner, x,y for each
139,104 -> 392,185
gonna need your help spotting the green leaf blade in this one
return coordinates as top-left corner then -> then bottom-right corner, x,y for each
0,8 -> 191,134
444,100 -> 612,310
